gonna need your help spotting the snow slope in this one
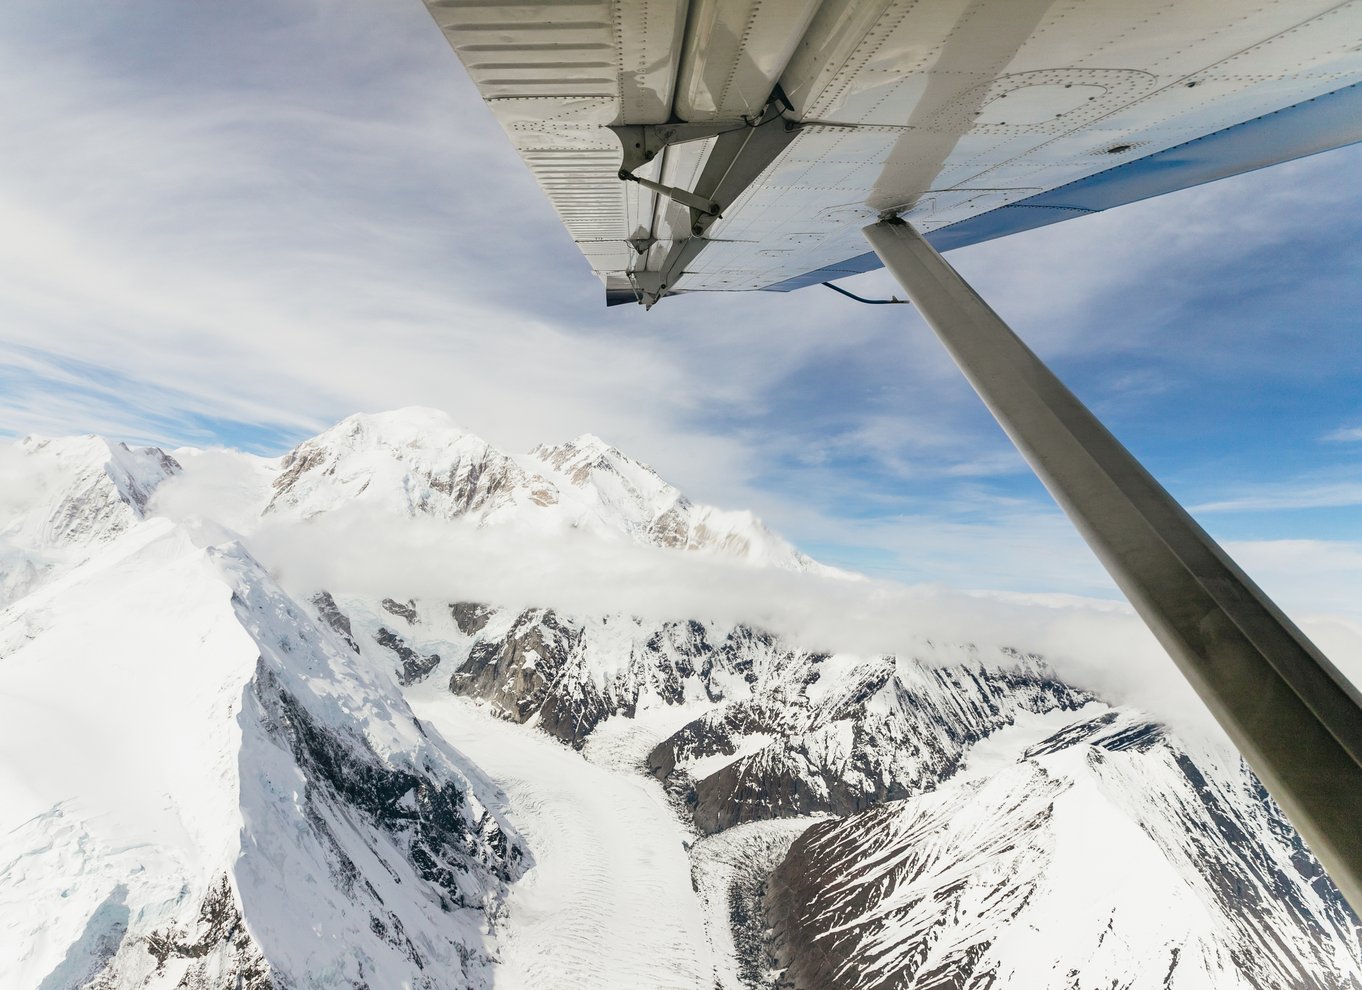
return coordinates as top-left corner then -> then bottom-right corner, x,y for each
0,520 -> 521,989
765,707 -> 1362,990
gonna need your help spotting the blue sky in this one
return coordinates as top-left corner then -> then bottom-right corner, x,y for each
2,0 -> 1360,617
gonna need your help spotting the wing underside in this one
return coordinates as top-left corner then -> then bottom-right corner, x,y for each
426,0 -> 1362,306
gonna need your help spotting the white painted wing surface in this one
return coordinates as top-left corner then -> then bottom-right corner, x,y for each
423,0 -> 1362,305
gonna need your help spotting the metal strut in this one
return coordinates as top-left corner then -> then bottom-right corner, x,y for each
863,217 -> 1362,913
618,170 -> 720,218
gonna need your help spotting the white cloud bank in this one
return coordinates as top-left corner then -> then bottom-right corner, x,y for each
152,494 -> 1355,744
133,414 -> 1362,748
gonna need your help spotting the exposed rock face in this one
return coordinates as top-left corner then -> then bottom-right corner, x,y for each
312,590 -> 360,653
376,626 -> 442,685
655,654 -> 1088,833
447,609 -> 812,749
450,601 -> 493,635
448,608 -> 630,745
438,604 -> 1087,831
381,597 -> 420,624
763,710 -> 1362,990
135,877 -> 272,990
265,409 -> 557,521
646,698 -> 791,780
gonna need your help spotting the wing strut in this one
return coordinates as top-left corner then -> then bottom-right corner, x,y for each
864,217 -> 1362,912
612,94 -> 801,308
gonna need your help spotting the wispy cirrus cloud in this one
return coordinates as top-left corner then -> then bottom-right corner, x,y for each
2,0 -> 1361,609
1191,476 -> 1362,513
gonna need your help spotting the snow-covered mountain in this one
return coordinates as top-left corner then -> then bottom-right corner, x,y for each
2,411 -> 1358,990
0,519 -> 521,990
264,409 -> 824,572
327,594 -> 1362,988
0,435 -> 179,606
532,433 -> 820,568
380,601 -> 1087,830
265,409 -> 559,522
765,708 -> 1362,990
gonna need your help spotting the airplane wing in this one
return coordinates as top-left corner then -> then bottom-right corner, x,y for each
423,0 -> 1362,307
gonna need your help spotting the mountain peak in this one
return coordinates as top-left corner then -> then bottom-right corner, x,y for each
259,412 -> 822,572
532,434 -> 665,490
5,434 -> 180,540
0,434 -> 180,607
267,410 -> 546,520
324,407 -> 479,448
562,432 -> 615,457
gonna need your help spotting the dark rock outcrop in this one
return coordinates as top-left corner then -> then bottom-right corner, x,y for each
376,627 -> 441,684
447,609 -> 721,748
381,598 -> 420,624
312,591 -> 360,653
450,602 -> 493,636
137,877 -> 273,989
653,656 -> 1087,833
441,605 -> 1086,831
255,666 -> 521,912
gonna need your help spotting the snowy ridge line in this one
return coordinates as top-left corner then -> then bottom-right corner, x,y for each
764,708 -> 1362,990
261,408 -> 826,573
0,434 -> 180,608
0,520 -> 525,989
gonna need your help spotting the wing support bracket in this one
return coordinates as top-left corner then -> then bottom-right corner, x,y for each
608,88 -> 794,175
612,121 -> 744,175
613,93 -> 802,308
